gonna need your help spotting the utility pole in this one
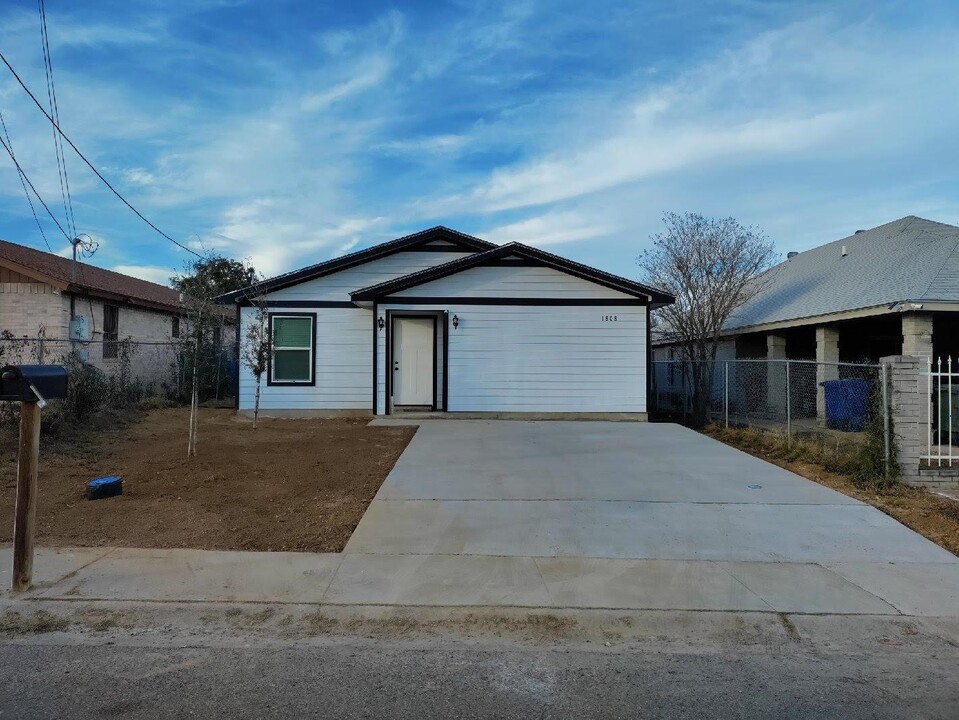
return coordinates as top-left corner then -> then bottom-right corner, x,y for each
68,234 -> 97,350
69,236 -> 78,346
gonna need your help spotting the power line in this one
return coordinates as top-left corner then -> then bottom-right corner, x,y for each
38,0 -> 76,239
0,108 -> 54,251
0,130 -> 73,243
0,50 -> 203,258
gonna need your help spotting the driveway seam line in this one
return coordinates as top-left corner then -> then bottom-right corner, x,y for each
530,557 -> 556,607
813,563 -> 905,616
714,562 -> 777,613
315,554 -> 348,605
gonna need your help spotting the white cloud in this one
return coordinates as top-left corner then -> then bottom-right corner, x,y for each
455,111 -> 854,213
377,133 -> 469,157
300,56 -> 390,112
483,211 -> 613,247
200,200 -> 389,277
123,168 -> 157,187
111,264 -> 174,285
412,10 -> 959,273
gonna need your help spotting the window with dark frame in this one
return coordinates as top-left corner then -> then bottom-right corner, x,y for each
172,316 -> 180,338
270,314 -> 315,384
103,304 -> 119,359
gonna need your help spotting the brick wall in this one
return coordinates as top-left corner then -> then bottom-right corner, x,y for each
0,282 -> 71,337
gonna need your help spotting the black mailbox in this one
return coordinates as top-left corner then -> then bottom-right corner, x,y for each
0,365 -> 68,403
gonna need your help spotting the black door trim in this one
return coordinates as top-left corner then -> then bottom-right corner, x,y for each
386,311 -> 442,414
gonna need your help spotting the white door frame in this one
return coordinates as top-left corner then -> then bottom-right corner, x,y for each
388,312 -> 438,410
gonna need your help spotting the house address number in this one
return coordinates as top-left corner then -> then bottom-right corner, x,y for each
602,315 -> 618,322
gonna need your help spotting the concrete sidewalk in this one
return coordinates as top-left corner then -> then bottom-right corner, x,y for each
3,546 -> 958,617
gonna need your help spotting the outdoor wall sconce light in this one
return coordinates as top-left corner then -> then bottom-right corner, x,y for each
452,314 -> 460,329
377,316 -> 385,331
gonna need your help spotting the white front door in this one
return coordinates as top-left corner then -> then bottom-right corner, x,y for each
393,317 -> 434,406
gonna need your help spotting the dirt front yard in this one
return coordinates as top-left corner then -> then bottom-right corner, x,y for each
0,409 -> 415,552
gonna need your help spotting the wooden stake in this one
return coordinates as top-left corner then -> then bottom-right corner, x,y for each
12,402 -> 41,592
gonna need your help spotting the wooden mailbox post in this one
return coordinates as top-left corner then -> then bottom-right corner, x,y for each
1,365 -> 68,592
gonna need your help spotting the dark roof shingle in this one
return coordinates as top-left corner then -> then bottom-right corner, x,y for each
0,239 -> 180,311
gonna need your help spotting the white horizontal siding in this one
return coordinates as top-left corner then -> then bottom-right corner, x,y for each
266,250 -> 475,301
379,303 -> 647,413
390,264 -> 636,300
239,306 -> 374,411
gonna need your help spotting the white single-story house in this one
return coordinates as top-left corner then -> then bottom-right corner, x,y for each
219,227 -> 674,418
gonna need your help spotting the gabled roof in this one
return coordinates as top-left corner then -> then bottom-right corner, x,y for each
218,226 -> 495,303
0,238 -> 180,312
724,216 -> 959,333
350,241 -> 675,306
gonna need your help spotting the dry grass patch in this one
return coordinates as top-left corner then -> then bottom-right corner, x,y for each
0,610 -> 69,635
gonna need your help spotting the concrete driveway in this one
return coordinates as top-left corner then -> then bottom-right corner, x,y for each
337,420 -> 959,615
346,421 -> 952,563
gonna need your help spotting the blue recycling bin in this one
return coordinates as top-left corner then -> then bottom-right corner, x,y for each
819,378 -> 870,432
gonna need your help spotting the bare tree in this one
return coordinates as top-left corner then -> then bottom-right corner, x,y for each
240,290 -> 270,429
640,212 -> 777,423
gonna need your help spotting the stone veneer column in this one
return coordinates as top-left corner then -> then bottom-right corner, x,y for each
901,312 -> 933,361
883,355 -> 923,485
901,313 -> 934,445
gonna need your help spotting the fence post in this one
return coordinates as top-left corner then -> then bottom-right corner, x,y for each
785,360 -> 791,447
681,362 -> 687,420
881,362 -> 890,478
724,361 -> 729,429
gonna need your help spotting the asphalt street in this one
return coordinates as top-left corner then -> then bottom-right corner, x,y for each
1,633 -> 957,719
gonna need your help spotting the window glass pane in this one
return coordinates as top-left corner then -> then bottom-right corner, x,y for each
274,349 -> 311,381
273,317 -> 311,348
103,305 -> 119,359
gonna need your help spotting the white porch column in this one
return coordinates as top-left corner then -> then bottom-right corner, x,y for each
767,334 -> 787,414
816,326 -> 839,422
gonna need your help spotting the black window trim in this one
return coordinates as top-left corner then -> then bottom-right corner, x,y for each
267,312 -> 317,387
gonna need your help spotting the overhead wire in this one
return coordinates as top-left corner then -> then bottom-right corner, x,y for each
0,108 -> 53,251
0,130 -> 72,243
38,0 -> 76,239
0,50 -> 204,258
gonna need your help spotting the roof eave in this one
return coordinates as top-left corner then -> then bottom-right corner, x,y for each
217,226 -> 495,303
351,242 -> 675,304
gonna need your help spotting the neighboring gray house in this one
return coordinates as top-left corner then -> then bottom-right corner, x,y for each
654,216 -> 959,366
220,226 -> 674,418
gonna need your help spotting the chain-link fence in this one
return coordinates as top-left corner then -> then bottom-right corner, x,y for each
651,358 -> 890,443
0,335 -> 237,419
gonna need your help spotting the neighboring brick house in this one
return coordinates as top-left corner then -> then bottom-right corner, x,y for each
0,239 -> 231,386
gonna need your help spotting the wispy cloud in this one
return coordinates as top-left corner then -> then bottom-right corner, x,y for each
300,56 -> 390,112
484,211 -> 613,247
111,264 -> 173,285
1,0 -> 958,283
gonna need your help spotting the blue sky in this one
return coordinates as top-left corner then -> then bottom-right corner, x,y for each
1,0 -> 958,285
